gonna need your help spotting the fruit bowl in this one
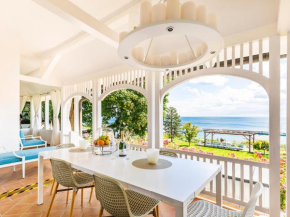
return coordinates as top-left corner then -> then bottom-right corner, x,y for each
92,135 -> 116,155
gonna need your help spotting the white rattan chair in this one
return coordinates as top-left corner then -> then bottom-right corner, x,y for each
187,182 -> 264,217
93,173 -> 160,217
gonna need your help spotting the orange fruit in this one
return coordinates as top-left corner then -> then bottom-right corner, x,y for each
97,140 -> 105,146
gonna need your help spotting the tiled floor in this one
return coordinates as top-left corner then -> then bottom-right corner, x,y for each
0,160 -> 177,217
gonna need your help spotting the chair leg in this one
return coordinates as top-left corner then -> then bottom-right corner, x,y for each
50,179 -> 55,195
89,187 -> 94,202
66,188 -> 70,204
70,190 -> 76,217
46,183 -> 59,217
98,207 -> 104,217
153,207 -> 159,217
81,188 -> 84,206
156,205 -> 160,217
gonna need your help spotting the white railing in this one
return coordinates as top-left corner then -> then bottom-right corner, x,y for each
163,38 -> 270,87
130,145 -> 269,214
63,80 -> 93,101
102,70 -> 148,92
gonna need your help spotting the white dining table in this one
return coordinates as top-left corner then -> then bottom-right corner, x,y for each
37,149 -> 222,217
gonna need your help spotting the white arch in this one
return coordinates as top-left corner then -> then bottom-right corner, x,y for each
161,68 -> 270,99
99,84 -> 148,101
63,92 -> 93,107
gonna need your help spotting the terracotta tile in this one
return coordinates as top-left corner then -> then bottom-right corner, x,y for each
25,203 -> 49,213
0,205 -> 14,216
62,208 -> 83,217
42,210 -> 65,217
82,208 -> 100,217
159,202 -> 175,212
18,195 -> 37,204
21,212 -> 43,217
161,211 -> 175,217
4,204 -> 34,215
3,214 -> 20,217
50,200 -> 69,211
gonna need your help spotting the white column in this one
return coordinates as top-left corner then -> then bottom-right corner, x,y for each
73,96 -> 81,134
30,100 -> 35,131
37,101 -> 42,131
155,72 -> 163,149
147,72 -> 155,149
0,33 -> 20,151
93,79 -> 102,140
269,35 -> 280,217
45,95 -> 50,129
287,32 -> 290,217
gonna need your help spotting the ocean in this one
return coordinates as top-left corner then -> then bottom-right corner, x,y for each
180,117 -> 286,144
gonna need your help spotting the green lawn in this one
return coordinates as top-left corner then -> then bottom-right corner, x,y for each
166,139 -> 269,160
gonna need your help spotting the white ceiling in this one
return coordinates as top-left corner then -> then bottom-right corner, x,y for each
20,81 -> 59,96
0,0 -> 280,83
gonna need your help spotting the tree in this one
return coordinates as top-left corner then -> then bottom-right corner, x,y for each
182,122 -> 199,146
82,99 -> 93,131
253,140 -> 269,154
163,107 -> 181,142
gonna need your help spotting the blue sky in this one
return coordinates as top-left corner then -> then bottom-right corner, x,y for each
167,58 -> 287,117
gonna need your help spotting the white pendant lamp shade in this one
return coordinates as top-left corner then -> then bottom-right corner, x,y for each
181,2 -> 196,20
118,0 -> 223,71
119,31 -> 128,42
154,56 -> 161,66
207,13 -> 217,29
140,1 -> 152,26
196,5 -> 207,22
136,47 -> 144,62
145,55 -> 154,65
161,56 -> 170,66
187,50 -> 195,61
170,51 -> 178,65
152,3 -> 166,22
132,48 -> 138,59
195,46 -> 202,57
178,53 -> 188,64
166,0 -> 180,19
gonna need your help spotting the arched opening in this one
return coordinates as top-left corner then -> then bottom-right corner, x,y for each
101,89 -> 148,144
162,74 -> 275,161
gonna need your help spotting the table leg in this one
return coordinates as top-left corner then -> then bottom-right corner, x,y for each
175,206 -> 187,217
37,155 -> 44,205
216,170 -> 222,206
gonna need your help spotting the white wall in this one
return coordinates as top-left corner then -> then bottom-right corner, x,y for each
0,33 -> 20,151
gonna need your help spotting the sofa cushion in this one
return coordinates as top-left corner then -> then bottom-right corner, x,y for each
22,140 -> 46,147
19,130 -> 25,144
0,147 -> 55,165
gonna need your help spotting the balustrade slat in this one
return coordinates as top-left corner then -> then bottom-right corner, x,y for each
240,44 -> 243,69
169,70 -> 172,83
224,161 -> 228,197
249,165 -> 253,195
224,48 -> 227,67
137,71 -> 140,87
259,39 -> 263,75
210,159 -> 213,192
259,167 -> 263,207
241,164 -> 244,202
232,162 -> 236,199
217,55 -> 220,67
249,42 -> 253,71
232,46 -> 235,68
174,70 -> 177,80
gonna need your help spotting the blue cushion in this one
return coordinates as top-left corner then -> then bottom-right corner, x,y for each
19,130 -> 25,144
0,147 -> 55,165
22,140 -> 46,147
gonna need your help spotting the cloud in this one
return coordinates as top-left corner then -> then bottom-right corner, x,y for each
189,76 -> 229,87
168,80 -> 269,117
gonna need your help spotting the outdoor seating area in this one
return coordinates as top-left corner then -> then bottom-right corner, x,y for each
1,0 -> 290,216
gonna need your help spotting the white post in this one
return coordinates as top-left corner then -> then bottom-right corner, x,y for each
74,96 -> 81,135
269,35 -> 280,217
93,79 -> 102,140
37,101 -> 42,131
155,72 -> 163,149
45,95 -> 50,129
147,72 -> 155,149
287,31 -> 290,217
30,100 -> 35,132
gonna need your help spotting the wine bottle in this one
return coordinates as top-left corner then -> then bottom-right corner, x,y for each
119,131 -> 127,157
